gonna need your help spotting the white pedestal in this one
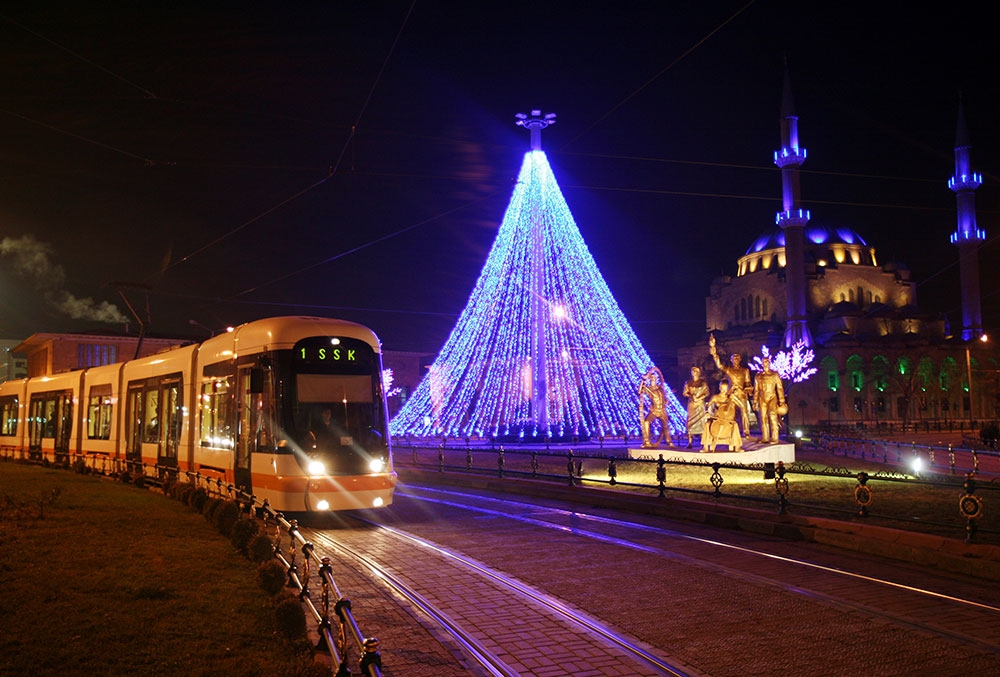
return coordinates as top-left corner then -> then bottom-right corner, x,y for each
627,441 -> 795,465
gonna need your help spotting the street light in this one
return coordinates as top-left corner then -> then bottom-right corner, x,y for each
966,334 -> 989,422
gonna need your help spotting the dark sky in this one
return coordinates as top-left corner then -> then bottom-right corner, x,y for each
1,2 -> 997,356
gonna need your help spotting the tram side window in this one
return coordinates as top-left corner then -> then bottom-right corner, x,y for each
200,377 -> 235,449
0,396 -> 17,436
87,386 -> 113,440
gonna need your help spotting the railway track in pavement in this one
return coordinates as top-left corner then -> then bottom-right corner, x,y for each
305,482 -> 1000,676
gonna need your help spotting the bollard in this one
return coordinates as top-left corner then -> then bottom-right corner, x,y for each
530,451 -> 539,477
438,443 -> 444,472
567,450 -> 575,486
497,448 -> 505,478
607,456 -> 617,486
466,447 -> 473,470
656,454 -> 666,498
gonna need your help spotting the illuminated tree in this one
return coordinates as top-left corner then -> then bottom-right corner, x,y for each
749,341 -> 817,383
390,112 -> 685,440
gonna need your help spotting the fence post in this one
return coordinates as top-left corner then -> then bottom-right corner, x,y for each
774,461 -> 788,515
960,473 -> 983,543
656,454 -> 666,498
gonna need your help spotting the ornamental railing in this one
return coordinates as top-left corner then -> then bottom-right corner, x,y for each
393,439 -> 999,544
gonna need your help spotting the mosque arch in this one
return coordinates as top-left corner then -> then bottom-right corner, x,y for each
846,354 -> 864,391
821,355 -> 839,391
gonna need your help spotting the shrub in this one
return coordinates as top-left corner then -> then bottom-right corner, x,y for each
248,532 -> 276,563
202,497 -> 223,522
231,517 -> 261,554
273,591 -> 307,639
257,560 -> 287,596
213,501 -> 241,536
188,487 -> 208,512
175,483 -> 195,505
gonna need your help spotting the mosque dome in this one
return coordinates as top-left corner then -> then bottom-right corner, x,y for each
744,224 -> 868,256
737,223 -> 877,277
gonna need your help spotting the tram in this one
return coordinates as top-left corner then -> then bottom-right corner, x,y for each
0,316 -> 396,512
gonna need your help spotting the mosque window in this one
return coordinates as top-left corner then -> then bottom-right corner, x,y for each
849,289 -> 855,303
755,296 -> 761,318
867,291 -> 873,305
857,286 -> 863,305
846,355 -> 864,392
828,397 -> 839,413
762,298 -> 768,316
741,298 -> 747,321
876,398 -> 886,412
827,371 -> 839,391
734,306 -> 739,323
939,372 -> 949,391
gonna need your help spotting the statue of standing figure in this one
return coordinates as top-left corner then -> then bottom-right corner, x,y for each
681,366 -> 709,448
638,367 -> 672,448
708,334 -> 753,438
754,356 -> 786,444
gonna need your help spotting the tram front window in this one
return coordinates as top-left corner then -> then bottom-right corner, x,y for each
295,374 -> 384,472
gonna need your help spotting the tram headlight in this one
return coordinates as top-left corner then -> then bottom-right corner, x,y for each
307,459 -> 326,476
368,457 -> 386,473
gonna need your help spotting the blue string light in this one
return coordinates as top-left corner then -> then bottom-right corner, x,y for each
390,150 -> 686,439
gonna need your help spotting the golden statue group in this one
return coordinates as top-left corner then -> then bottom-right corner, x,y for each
638,334 -> 786,451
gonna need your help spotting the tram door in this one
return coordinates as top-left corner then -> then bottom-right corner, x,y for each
235,366 -> 255,494
28,390 -> 73,462
126,376 -> 182,470
124,385 -> 146,464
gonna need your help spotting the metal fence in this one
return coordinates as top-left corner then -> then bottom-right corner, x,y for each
394,438 -> 1000,544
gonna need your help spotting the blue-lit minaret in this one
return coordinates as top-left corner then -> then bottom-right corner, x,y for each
948,98 -> 985,341
774,69 -> 813,347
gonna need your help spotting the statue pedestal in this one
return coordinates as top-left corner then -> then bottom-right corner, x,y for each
627,441 -> 795,464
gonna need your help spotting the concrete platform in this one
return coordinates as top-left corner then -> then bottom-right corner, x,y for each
627,441 -> 796,464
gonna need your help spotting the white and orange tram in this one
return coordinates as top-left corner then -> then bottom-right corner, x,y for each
0,316 -> 396,512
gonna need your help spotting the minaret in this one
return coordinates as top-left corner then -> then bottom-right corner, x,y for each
948,97 -> 985,341
515,109 -> 557,432
774,69 -> 813,347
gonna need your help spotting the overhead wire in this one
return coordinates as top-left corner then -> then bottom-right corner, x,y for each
154,0 -> 418,284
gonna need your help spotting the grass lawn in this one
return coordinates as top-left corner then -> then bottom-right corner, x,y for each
0,462 -> 325,676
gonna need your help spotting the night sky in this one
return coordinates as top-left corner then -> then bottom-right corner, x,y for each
1,2 -> 997,358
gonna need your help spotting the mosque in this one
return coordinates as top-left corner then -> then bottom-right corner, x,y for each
677,73 -> 997,432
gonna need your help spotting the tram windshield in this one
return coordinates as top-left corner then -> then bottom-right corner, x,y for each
285,336 -> 388,474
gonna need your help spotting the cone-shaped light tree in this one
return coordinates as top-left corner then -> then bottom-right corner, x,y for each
390,111 -> 685,440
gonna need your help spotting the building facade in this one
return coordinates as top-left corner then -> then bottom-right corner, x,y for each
678,78 -> 997,431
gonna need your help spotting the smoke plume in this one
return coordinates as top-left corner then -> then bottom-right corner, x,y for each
1,235 -> 130,325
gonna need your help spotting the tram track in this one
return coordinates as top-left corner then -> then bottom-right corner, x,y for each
308,482 -> 1000,675
308,522 -> 690,676
399,485 -> 1000,655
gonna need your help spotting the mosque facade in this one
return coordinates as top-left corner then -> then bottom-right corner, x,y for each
677,77 -> 997,432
